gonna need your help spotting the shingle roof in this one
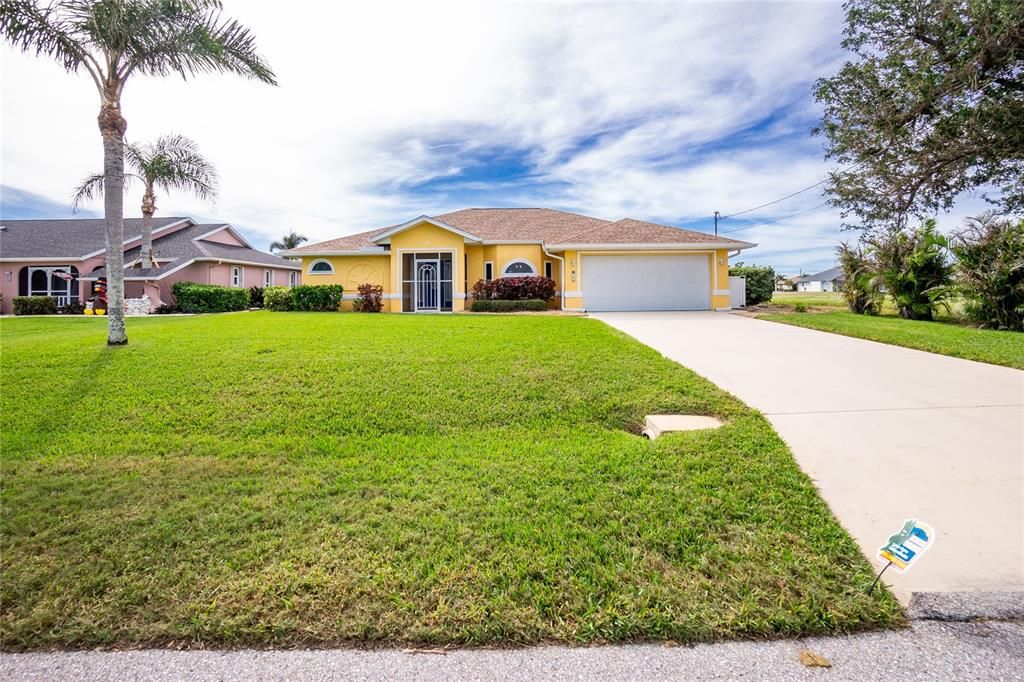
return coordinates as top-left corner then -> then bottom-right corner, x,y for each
560,218 -> 739,245
286,208 -> 752,254
82,223 -> 300,279
0,217 -> 187,259
794,266 -> 844,283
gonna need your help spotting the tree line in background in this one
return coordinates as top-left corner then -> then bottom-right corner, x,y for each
817,0 -> 1023,332
837,214 -> 1024,330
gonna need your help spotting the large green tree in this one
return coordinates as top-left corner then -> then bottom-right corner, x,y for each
815,0 -> 1024,230
73,134 -> 217,269
1,0 -> 274,344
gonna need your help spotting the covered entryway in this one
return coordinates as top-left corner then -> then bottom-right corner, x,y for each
581,254 -> 710,311
401,252 -> 454,312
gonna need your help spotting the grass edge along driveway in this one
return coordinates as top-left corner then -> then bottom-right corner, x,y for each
761,310 -> 1023,370
0,312 -> 903,650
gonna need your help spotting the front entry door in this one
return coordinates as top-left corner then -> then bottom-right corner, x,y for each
415,259 -> 440,312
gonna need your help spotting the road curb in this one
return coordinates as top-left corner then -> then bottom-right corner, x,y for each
909,591 -> 1024,621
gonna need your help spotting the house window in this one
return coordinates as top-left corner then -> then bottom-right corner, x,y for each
309,259 -> 334,275
289,271 -> 298,287
502,260 -> 536,277
264,270 -> 272,287
544,261 -> 553,279
484,261 -> 494,282
231,266 -> 243,287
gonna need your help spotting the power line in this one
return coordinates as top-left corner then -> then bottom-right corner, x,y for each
719,200 -> 832,235
717,158 -> 868,223
719,179 -> 828,219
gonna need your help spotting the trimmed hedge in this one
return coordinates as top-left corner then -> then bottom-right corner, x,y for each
291,284 -> 343,311
263,286 -> 293,311
13,296 -> 57,315
171,282 -> 250,314
470,299 -> 548,312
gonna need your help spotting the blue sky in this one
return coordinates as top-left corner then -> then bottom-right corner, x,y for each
0,1 -> 988,275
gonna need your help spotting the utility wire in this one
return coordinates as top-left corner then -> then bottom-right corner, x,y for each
719,179 -> 828,219
719,200 -> 832,235
718,159 -> 867,222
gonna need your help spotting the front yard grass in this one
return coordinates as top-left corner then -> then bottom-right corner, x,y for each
0,312 -> 902,650
761,310 -> 1023,369
770,291 -> 847,310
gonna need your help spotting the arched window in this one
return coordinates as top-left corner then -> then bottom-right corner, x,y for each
308,259 -> 334,275
502,259 -> 536,277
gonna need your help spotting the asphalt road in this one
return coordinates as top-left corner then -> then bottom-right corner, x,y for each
3,618 -> 1022,681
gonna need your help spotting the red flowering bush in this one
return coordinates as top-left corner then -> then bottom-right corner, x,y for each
472,276 -> 556,301
353,283 -> 384,312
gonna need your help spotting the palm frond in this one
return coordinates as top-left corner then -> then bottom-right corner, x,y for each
126,133 -> 218,203
70,172 -> 107,212
70,170 -> 139,210
124,2 -> 276,85
1,0 -> 99,83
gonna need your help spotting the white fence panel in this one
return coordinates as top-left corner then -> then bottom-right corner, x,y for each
728,276 -> 746,308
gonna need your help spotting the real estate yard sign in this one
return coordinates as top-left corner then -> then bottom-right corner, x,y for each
878,519 -> 934,572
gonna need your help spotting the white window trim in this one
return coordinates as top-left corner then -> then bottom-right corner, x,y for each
544,260 -> 553,279
288,271 -> 298,287
308,259 -> 335,275
484,261 -> 494,282
231,265 -> 243,288
263,269 -> 272,287
501,258 -> 537,277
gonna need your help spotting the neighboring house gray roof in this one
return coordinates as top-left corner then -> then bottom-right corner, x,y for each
82,222 -> 300,280
794,266 -> 844,283
0,217 -> 188,259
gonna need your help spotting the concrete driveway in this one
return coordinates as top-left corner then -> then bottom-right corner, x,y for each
593,312 -> 1024,598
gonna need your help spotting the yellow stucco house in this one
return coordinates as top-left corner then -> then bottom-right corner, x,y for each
282,208 -> 755,312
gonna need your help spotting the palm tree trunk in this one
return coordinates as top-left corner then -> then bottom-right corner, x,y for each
141,186 -> 156,269
99,100 -> 128,345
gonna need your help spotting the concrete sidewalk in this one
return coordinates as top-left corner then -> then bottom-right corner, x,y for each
593,312 -> 1024,597
3,618 -> 1022,681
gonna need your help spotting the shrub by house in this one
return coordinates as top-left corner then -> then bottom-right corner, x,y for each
472,276 -> 557,302
12,296 -> 58,316
353,283 -> 384,313
728,263 -> 775,305
263,285 -> 343,312
290,284 -> 343,312
171,282 -> 250,314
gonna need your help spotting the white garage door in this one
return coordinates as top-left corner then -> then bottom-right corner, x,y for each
582,254 -> 711,311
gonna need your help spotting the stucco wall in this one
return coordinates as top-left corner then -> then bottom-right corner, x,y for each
389,222 -> 466,312
197,228 -> 245,246
0,257 -> 106,314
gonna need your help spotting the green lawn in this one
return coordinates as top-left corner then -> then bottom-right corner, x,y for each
770,291 -> 847,309
0,313 -> 901,650
762,311 -> 1024,369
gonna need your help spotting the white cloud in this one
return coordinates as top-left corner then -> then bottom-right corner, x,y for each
4,0 -> 978,275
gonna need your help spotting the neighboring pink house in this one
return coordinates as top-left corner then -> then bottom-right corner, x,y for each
0,217 -> 301,314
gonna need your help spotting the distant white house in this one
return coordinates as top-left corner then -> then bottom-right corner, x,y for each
794,266 -> 844,292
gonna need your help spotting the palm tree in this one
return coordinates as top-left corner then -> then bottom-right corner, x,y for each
2,1 -> 274,345
73,134 -> 218,269
270,231 -> 308,253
